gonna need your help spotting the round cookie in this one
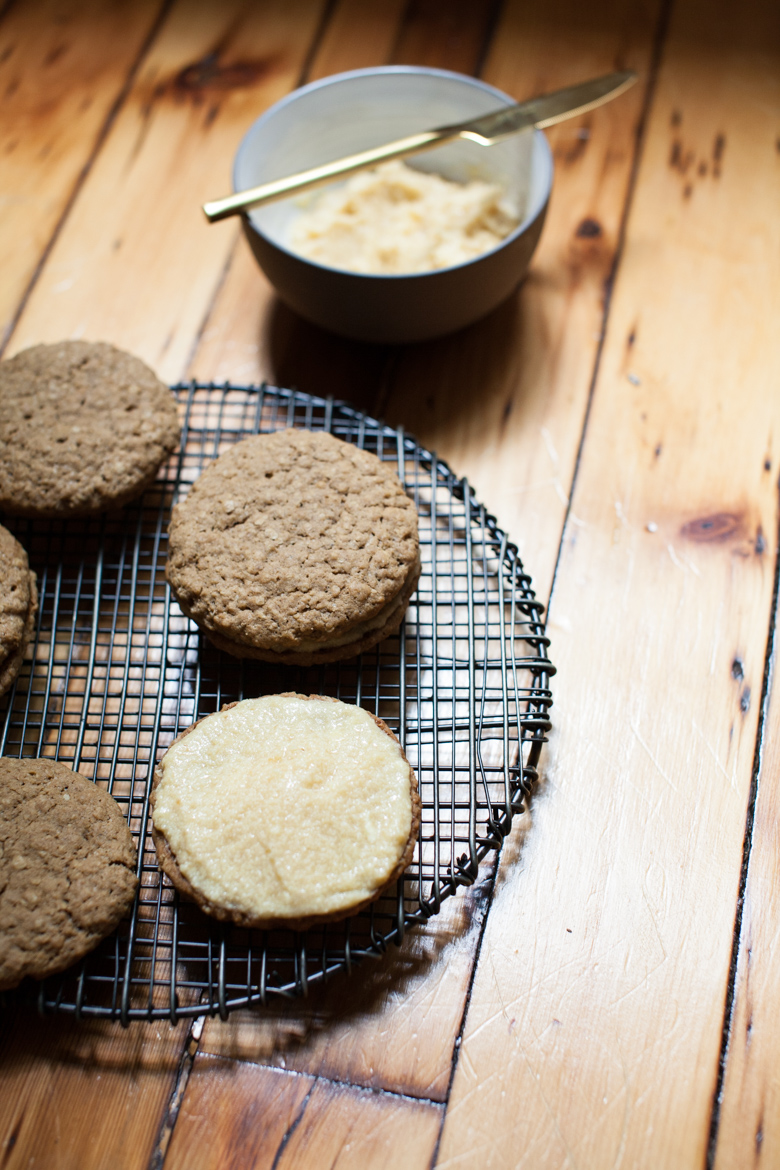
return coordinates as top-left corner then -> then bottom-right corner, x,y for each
166,429 -> 420,665
0,759 -> 138,991
151,694 -> 421,930
0,340 -> 181,516
0,525 -> 38,699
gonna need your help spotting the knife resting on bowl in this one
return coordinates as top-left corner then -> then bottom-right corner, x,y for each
203,69 -> 637,224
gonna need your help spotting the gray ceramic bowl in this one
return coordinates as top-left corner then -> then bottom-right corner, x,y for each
234,67 -> 553,345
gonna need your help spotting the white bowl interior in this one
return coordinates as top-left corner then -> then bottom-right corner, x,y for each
234,68 -> 551,258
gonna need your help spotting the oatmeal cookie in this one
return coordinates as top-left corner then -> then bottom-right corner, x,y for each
166,429 -> 420,664
0,340 -> 180,516
0,525 -> 37,698
0,758 -> 138,991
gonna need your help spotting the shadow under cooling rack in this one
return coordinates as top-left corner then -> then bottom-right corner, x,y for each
0,382 -> 554,1023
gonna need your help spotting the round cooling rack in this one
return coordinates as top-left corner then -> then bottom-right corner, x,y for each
0,382 -> 554,1023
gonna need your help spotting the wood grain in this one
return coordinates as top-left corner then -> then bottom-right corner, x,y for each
437,0 -> 780,1164
200,869 -> 495,1101
382,0 -> 660,599
0,0 -> 163,350
0,1008 -> 189,1170
274,1077 -> 441,1170
163,1056 -> 314,1170
4,0 -> 326,381
706,17 -> 780,1163
714,657 -> 780,1170
389,0 -> 499,74
310,0 -> 408,81
164,1056 -> 441,1170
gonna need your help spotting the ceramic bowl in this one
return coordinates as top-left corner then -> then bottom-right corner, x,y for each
233,66 -> 553,344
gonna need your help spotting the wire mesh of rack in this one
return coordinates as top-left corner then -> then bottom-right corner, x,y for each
0,382 -> 554,1024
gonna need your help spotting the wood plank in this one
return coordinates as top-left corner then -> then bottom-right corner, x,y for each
382,0 -> 660,598
164,1055 -> 442,1170
4,0 -> 327,382
0,0 -> 163,349
714,664 -> 780,1169
274,1078 -> 441,1170
310,0 -> 408,81
200,870 -> 493,1101
389,0 -> 499,74
163,1056 -> 314,1170
437,0 -> 780,1165
710,11 -> 780,1142
0,1007 -> 190,1170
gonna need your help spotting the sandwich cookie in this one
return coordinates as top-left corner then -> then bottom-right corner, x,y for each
165,428 -> 420,665
151,694 -> 421,930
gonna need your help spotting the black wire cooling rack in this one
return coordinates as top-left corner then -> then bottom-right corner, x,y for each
0,382 -> 553,1023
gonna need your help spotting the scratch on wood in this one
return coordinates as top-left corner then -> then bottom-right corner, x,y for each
691,718 -> 738,793
667,542 -> 700,576
630,720 -> 679,793
540,426 -> 559,467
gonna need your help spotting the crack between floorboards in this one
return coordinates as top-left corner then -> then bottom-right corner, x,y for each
705,477 -> 780,1170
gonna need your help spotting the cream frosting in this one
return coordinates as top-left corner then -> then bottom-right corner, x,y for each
289,160 -> 519,274
153,695 -> 416,921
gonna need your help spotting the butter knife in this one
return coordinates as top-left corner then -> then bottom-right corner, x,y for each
203,70 -> 636,223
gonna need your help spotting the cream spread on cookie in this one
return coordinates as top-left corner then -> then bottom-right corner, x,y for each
288,160 -> 519,274
152,695 -> 416,921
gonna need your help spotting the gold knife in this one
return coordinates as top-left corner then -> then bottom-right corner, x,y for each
203,70 -> 636,224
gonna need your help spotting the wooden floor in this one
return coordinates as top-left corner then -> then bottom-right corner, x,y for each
1,0 -> 779,1166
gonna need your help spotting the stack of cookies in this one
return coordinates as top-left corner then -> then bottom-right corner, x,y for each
166,428 -> 420,665
151,694 -> 420,929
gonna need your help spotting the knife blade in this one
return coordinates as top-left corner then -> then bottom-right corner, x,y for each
203,70 -> 637,223
454,70 -> 637,144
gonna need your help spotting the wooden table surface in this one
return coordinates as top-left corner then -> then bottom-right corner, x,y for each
1,1 -> 779,1166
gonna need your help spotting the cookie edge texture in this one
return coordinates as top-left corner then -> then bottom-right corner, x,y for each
0,569 -> 37,699
151,694 -> 421,931
201,552 -> 421,665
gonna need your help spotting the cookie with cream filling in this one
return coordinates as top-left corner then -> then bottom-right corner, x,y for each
165,428 -> 420,664
151,694 -> 420,930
